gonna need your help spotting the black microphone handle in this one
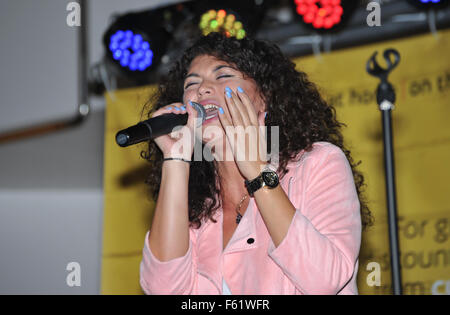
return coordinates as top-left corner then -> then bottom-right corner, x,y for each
145,113 -> 188,139
116,113 -> 188,147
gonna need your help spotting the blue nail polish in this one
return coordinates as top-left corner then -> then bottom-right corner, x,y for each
237,86 -> 244,93
175,107 -> 180,111
219,108 -> 224,115
181,106 -> 186,110
225,86 -> 232,92
226,91 -> 232,98
167,107 -> 172,110
188,101 -> 193,106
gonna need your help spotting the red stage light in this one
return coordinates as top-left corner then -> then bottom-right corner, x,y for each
293,0 -> 345,29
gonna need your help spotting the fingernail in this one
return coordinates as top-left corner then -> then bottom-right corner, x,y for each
188,101 -> 193,107
175,107 -> 180,111
167,107 -> 172,110
225,86 -> 231,92
226,90 -> 232,98
181,106 -> 186,110
237,86 -> 244,93
219,108 -> 224,115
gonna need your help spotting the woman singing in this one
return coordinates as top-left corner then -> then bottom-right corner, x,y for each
139,32 -> 372,295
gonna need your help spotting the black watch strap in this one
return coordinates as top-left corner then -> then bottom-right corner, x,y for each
245,175 -> 263,197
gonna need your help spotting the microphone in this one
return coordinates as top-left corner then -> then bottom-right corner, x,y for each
115,102 -> 206,147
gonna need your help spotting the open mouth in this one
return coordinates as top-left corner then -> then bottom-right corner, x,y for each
204,104 -> 221,121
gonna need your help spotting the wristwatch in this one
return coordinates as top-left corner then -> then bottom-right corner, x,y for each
244,167 -> 279,197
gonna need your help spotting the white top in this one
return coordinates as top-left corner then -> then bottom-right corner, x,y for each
222,278 -> 232,295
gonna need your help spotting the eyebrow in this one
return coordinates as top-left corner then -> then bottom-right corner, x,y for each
185,65 -> 236,80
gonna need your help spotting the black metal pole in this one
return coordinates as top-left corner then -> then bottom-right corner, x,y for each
381,106 -> 403,295
367,49 -> 403,295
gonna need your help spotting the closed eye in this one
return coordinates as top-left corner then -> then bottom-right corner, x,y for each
184,75 -> 234,89
184,82 -> 197,89
217,75 -> 233,79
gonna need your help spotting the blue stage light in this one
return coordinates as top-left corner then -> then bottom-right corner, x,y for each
407,0 -> 449,8
108,30 -> 154,72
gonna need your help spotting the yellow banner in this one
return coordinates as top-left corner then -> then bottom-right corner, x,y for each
102,86 -> 157,294
102,30 -> 450,295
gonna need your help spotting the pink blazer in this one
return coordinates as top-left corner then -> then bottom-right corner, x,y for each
140,142 -> 362,295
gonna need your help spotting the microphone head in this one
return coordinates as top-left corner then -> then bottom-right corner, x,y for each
190,102 -> 207,127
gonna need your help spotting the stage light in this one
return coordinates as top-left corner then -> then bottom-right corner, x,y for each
292,0 -> 357,31
194,0 -> 268,39
102,5 -> 188,80
199,9 -> 247,39
103,15 -> 168,77
108,30 -> 154,72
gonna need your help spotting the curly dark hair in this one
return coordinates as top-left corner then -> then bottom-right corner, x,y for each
141,32 -> 373,230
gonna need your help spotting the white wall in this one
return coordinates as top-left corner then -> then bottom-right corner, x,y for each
0,0 -> 78,133
0,0 -> 182,294
0,190 -> 103,294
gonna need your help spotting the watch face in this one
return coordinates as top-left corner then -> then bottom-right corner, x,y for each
262,171 -> 279,188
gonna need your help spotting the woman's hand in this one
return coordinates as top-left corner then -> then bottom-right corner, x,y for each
218,86 -> 268,180
151,102 -> 199,160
